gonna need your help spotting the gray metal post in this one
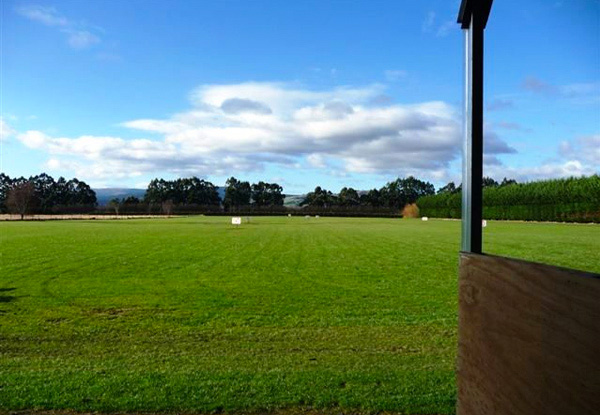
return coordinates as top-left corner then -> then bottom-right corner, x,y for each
461,11 -> 484,253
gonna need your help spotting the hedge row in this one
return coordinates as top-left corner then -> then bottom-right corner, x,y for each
417,175 -> 600,223
95,203 -> 402,218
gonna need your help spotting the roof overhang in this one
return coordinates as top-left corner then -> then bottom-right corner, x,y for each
457,0 -> 494,29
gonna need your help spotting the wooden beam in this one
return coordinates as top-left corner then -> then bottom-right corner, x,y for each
458,253 -> 600,415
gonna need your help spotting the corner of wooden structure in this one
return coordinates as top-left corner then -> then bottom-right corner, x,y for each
457,252 -> 600,415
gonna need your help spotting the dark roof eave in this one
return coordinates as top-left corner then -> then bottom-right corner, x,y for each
457,0 -> 494,29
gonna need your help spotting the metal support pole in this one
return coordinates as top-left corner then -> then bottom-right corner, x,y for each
461,11 -> 484,253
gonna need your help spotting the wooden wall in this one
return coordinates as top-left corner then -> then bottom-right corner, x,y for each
457,252 -> 600,415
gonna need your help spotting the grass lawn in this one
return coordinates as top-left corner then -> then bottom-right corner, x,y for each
1,216 -> 598,414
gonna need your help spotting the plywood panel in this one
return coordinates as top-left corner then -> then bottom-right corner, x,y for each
457,253 -> 600,415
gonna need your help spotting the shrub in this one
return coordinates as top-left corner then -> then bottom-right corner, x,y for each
402,203 -> 420,218
416,175 -> 600,223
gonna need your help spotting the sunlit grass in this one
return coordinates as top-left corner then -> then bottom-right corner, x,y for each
1,216 -> 598,414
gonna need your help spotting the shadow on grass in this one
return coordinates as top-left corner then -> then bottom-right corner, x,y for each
0,287 -> 17,307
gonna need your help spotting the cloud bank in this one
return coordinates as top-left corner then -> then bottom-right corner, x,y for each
13,82 -> 477,180
21,81 -> 591,186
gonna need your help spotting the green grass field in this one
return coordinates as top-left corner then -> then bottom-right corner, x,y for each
1,216 -> 598,414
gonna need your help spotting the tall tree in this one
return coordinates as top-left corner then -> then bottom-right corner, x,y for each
53,177 -> 69,206
224,177 -> 251,209
0,173 -> 95,213
161,199 -> 174,215
251,181 -> 284,206
0,173 -> 13,212
187,177 -> 221,205
108,198 -> 122,215
482,177 -> 499,188
300,186 -> 336,207
70,178 -> 97,205
338,187 -> 360,206
144,179 -> 167,204
360,188 -> 382,207
30,173 -> 56,212
144,177 -> 221,206
380,176 -> 435,208
122,196 -> 140,204
437,182 -> 457,194
6,182 -> 37,219
500,177 -> 517,187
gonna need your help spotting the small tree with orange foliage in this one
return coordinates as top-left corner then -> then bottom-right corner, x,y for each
401,203 -> 420,218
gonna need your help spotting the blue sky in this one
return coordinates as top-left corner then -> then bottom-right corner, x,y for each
2,0 -> 599,193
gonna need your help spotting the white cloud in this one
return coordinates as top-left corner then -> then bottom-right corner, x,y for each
522,77 -> 600,104
307,154 -> 327,168
483,134 -> 599,182
15,5 -> 68,27
14,81 -> 596,187
422,11 -> 456,37
436,20 -> 455,37
559,135 -> 600,165
221,98 -> 273,115
188,82 -> 385,115
18,82 -> 520,184
422,11 -> 436,33
484,131 -> 517,154
1,118 -> 16,142
485,160 -> 597,182
19,131 -> 179,161
16,5 -> 101,49
66,30 -> 101,49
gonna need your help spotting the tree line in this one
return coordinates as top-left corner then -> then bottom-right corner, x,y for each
105,177 -> 286,215
4,171 -> 597,222
300,176 -> 436,209
106,175 -> 437,216
0,171 -> 512,218
0,173 -> 97,218
417,175 -> 600,223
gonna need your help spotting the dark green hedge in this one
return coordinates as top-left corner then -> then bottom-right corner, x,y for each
417,175 -> 600,223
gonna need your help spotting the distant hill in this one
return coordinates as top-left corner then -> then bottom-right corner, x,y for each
94,187 -> 228,206
283,194 -> 304,207
94,187 -> 305,207
94,188 -> 147,206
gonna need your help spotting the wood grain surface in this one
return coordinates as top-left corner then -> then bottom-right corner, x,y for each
457,252 -> 600,415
